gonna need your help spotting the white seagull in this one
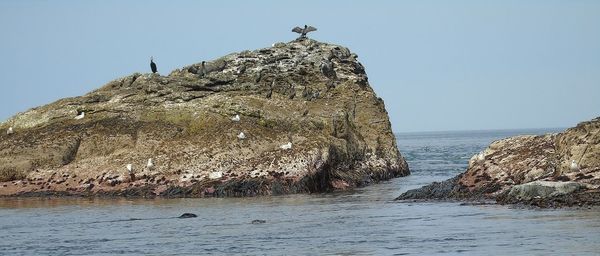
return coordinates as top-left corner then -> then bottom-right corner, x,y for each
126,164 -> 134,174
6,126 -> 14,135
280,142 -> 292,150
237,132 -> 246,139
147,158 -> 154,170
231,114 -> 240,122
570,160 -> 580,172
74,111 -> 85,120
209,171 -> 223,180
476,151 -> 485,163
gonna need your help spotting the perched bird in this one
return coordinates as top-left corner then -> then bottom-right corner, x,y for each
147,158 -> 154,170
280,142 -> 292,150
476,151 -> 485,163
237,132 -> 246,139
266,80 -> 275,99
209,171 -> 223,180
150,57 -> 158,73
127,163 -> 136,182
6,126 -> 13,135
199,61 -> 207,77
74,111 -> 85,120
232,114 -> 240,122
570,160 -> 580,172
292,25 -> 317,39
236,65 -> 246,75
320,58 -> 336,79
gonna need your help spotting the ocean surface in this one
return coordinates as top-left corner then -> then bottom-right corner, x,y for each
2,128 -> 599,255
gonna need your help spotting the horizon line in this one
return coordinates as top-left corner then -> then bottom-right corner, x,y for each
394,126 -> 567,135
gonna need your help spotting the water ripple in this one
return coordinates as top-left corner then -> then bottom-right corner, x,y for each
1,129 -> 597,255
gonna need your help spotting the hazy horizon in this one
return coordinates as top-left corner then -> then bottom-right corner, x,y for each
394,126 -> 568,134
1,1 -> 599,133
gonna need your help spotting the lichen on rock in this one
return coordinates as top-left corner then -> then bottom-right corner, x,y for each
0,38 -> 409,197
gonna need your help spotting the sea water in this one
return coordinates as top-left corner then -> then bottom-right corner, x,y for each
1,128 -> 599,255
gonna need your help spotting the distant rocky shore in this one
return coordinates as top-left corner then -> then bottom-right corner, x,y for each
397,117 -> 600,207
0,39 -> 409,197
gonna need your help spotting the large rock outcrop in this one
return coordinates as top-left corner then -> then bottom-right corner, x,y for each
0,39 -> 409,197
397,117 -> 600,207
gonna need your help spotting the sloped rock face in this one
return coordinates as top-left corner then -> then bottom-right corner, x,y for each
0,39 -> 409,197
397,118 -> 600,207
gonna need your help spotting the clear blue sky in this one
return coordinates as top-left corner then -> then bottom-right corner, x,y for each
1,0 -> 599,132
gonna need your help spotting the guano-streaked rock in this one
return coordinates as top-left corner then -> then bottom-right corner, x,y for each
0,39 -> 409,197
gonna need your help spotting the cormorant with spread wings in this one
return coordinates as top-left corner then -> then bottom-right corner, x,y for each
292,25 -> 317,39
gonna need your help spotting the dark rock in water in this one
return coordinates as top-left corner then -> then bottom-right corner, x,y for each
251,219 -> 266,224
178,213 -> 197,219
396,176 -> 461,200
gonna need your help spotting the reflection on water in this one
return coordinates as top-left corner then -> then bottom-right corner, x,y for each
1,129 -> 599,255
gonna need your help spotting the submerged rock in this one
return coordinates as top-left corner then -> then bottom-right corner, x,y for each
397,117 -> 600,207
178,213 -> 198,218
250,219 -> 266,224
396,176 -> 463,200
0,39 -> 408,197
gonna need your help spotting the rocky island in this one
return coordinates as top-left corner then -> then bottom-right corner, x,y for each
397,118 -> 600,207
0,39 -> 409,197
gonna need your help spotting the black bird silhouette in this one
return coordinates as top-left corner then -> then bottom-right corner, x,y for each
199,61 -> 206,77
150,57 -> 158,73
292,25 -> 317,39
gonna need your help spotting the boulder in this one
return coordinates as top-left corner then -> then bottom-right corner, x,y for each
0,39 -> 408,197
504,181 -> 585,200
397,117 -> 600,207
